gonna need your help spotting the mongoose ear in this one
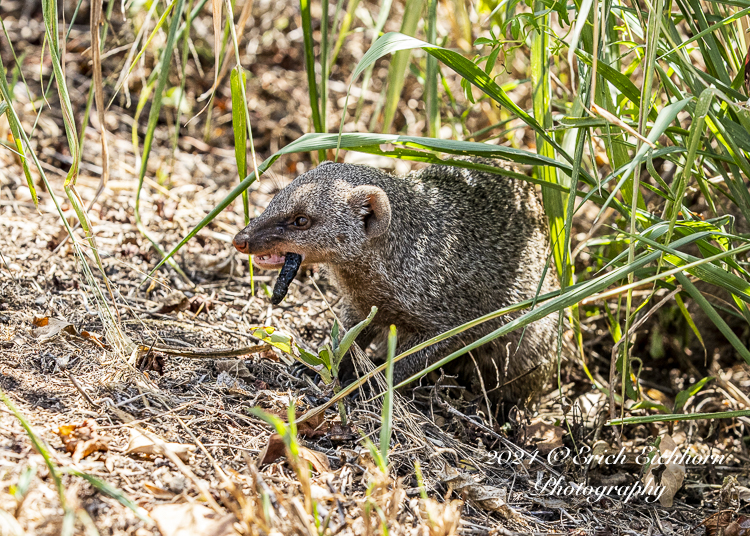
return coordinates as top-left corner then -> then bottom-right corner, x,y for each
347,185 -> 391,238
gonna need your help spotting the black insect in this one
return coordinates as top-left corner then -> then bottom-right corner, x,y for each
271,253 -> 302,305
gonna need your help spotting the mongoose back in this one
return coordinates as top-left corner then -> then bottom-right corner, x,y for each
233,160 -> 559,403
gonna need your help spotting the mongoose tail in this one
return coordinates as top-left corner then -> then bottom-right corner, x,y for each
233,160 -> 559,404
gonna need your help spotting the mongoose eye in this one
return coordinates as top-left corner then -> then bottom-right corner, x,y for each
293,215 -> 310,228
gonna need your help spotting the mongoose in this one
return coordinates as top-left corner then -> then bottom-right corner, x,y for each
233,160 -> 559,403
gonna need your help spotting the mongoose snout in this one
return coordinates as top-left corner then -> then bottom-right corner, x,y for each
233,218 -> 307,270
233,160 -> 559,404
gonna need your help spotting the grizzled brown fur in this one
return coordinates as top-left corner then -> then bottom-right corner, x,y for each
233,160 -> 559,403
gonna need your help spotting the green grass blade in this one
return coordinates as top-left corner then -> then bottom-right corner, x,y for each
354,0 -> 393,121
379,325 -> 396,466
659,6 -> 750,59
610,408 -> 750,425
329,0 -> 360,67
231,67 -> 249,223
300,0 -> 324,161
531,0 -> 571,289
107,0 -> 177,108
0,92 -> 37,207
64,468 -> 151,523
0,390 -> 65,508
662,88 -> 714,246
381,0 -> 424,132
230,66 -> 254,294
673,273 -> 749,364
133,0 -> 192,283
425,0 -> 439,137
597,98 -> 691,219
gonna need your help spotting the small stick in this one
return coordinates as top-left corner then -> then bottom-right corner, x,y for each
146,343 -> 271,358
53,355 -> 98,409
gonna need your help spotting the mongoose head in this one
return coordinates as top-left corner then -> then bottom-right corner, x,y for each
232,163 -> 392,270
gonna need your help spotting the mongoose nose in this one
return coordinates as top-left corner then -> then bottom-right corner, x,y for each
233,235 -> 249,253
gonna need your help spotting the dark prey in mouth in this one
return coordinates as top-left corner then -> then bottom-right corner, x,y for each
271,253 -> 303,304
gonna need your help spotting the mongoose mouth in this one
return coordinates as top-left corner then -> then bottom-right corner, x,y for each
253,252 -> 304,270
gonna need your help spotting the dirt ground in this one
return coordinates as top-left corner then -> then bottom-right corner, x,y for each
1,0 -> 750,535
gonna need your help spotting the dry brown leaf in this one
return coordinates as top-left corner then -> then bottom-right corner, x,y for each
724,517 -> 750,536
214,360 -> 252,379
136,352 -> 165,375
299,446 -> 330,473
297,410 -> 328,439
438,465 -> 518,519
641,433 -> 685,507
55,419 -> 110,462
150,504 -> 237,536
80,329 -> 108,348
31,316 -> 76,341
328,423 -> 357,443
701,510 -> 734,536
257,433 -> 287,466
125,429 -> 195,462
256,434 -> 329,473
524,418 -> 565,455
149,291 -> 189,314
721,476 -> 742,507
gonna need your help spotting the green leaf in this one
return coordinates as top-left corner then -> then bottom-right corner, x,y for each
251,326 -> 293,354
319,346 -> 333,370
297,346 -> 325,367
674,376 -> 713,413
631,400 -> 671,414
335,306 -> 378,361
474,37 -> 495,46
